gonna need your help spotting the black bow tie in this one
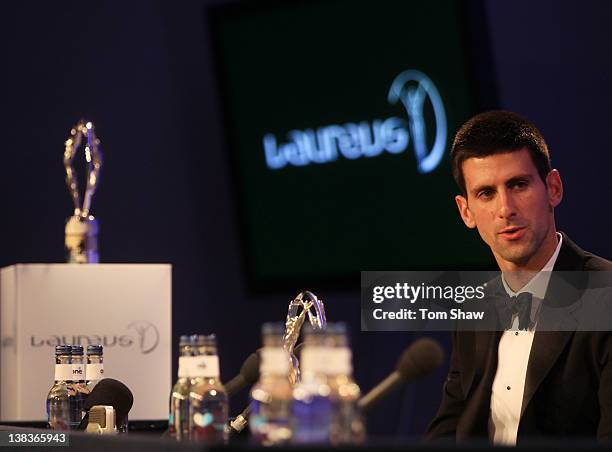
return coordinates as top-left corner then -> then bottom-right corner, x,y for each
494,292 -> 533,330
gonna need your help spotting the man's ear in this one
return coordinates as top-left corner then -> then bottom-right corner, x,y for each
546,169 -> 563,208
455,195 -> 476,229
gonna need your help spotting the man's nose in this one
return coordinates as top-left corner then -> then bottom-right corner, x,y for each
497,188 -> 517,219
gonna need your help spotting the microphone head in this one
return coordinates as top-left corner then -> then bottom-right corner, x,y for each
396,338 -> 444,381
231,343 -> 304,394
240,352 -> 261,385
85,378 -> 133,422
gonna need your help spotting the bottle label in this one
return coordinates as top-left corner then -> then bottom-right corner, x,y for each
260,347 -> 289,375
326,347 -> 352,375
190,355 -> 220,378
54,364 -> 73,381
300,347 -> 330,375
178,356 -> 189,378
72,363 -> 85,380
86,363 -> 104,381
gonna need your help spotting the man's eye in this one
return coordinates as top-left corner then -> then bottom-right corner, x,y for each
512,180 -> 529,189
478,189 -> 494,199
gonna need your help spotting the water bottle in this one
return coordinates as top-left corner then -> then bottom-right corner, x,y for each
169,335 -> 194,440
46,345 -> 74,429
327,323 -> 365,444
86,344 -> 104,391
188,334 -> 228,443
249,323 -> 292,445
291,326 -> 333,444
70,345 -> 90,426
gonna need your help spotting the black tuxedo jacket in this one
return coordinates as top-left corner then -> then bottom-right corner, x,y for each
426,233 -> 612,442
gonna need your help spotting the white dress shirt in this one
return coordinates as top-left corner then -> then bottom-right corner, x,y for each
488,233 -> 563,445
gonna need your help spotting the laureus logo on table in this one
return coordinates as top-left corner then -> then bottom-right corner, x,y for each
29,320 -> 160,355
263,69 -> 447,173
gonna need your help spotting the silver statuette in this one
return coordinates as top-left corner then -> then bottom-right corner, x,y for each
64,120 -> 103,263
284,290 -> 327,385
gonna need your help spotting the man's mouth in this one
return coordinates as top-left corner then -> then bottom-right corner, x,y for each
498,226 -> 526,240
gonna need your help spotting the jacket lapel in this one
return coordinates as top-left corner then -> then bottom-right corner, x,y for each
520,330 -> 573,419
519,232 -> 585,419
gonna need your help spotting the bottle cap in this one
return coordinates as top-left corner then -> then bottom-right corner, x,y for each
70,345 -> 84,355
302,324 -> 326,335
192,334 -> 216,346
87,344 -> 103,355
262,322 -> 284,336
328,322 -> 348,336
328,322 -> 350,347
55,345 -> 72,355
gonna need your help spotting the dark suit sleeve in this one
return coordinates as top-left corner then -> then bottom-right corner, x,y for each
425,331 -> 466,439
597,333 -> 612,439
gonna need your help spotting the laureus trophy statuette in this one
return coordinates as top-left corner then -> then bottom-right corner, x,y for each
64,120 -> 103,263
283,290 -> 327,385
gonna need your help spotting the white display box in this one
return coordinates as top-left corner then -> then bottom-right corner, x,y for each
0,264 -> 171,421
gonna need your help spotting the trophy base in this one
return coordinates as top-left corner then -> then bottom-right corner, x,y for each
65,215 -> 99,264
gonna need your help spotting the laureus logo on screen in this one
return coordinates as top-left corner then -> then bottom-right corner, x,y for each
263,70 -> 447,173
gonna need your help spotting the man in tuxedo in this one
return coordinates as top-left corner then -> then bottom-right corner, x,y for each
426,111 -> 612,444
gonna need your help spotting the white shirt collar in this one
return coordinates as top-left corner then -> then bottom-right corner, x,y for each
541,232 -> 563,272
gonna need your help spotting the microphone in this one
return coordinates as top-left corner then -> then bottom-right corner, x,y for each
77,378 -> 134,431
357,338 -> 444,412
229,404 -> 252,435
224,352 -> 261,398
85,405 -> 117,434
225,342 -> 306,400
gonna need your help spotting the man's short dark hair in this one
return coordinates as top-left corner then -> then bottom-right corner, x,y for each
451,111 -> 552,196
